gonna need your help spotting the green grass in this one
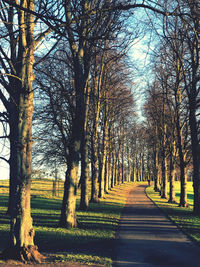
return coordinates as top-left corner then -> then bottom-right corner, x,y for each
146,183 -> 200,245
168,181 -> 194,205
0,179 -> 135,266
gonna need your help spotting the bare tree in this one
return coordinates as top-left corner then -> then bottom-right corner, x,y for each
0,0 -> 56,261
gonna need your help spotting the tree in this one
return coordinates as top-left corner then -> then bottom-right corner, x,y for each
0,0 -> 54,261
33,44 -> 77,223
157,0 -> 199,210
178,1 -> 200,214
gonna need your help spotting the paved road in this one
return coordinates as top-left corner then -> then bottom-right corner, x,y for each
113,184 -> 200,267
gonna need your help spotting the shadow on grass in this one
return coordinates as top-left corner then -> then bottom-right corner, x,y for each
175,192 -> 194,204
31,197 -> 62,210
0,185 -> 9,189
34,227 -> 114,257
78,215 -> 118,230
0,196 -> 9,251
88,201 -> 123,214
0,194 -> 120,259
0,195 -> 8,208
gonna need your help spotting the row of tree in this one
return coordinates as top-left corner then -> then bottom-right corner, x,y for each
0,0 -> 199,263
142,0 -> 200,213
0,0 -> 143,262
33,41 -> 137,225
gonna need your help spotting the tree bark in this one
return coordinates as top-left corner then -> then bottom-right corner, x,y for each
175,87 -> 188,207
168,155 -> 176,203
161,124 -> 167,199
79,85 -> 90,210
98,102 -> 109,198
189,93 -> 200,214
153,145 -> 159,192
90,137 -> 99,203
2,1 -> 44,262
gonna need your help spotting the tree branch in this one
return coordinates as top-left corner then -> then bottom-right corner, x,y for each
0,156 -> 9,164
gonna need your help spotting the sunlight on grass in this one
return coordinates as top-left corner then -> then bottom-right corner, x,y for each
0,179 -> 135,266
167,181 -> 193,205
53,253 -> 112,266
146,185 -> 200,245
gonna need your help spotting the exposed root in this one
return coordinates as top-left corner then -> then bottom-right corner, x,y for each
168,199 -> 177,204
58,219 -> 77,229
179,202 -> 189,208
1,245 -> 45,263
90,198 -> 100,203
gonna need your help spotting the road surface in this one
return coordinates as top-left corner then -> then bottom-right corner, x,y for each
114,184 -> 200,267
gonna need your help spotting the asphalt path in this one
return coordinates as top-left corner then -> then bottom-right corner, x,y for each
113,184 -> 200,267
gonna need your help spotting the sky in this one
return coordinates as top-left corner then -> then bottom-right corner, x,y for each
0,163 -> 9,180
0,40 -> 150,181
0,125 -> 9,180
0,8 -> 153,181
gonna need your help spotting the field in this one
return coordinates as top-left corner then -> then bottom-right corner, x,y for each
1,180 -> 199,265
147,181 -> 200,245
0,179 -> 134,266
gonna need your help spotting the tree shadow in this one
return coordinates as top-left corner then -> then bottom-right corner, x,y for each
175,193 -> 194,205
0,194 -> 118,260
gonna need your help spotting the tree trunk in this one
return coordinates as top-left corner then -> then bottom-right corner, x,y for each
168,152 -> 176,203
121,143 -> 125,183
90,139 -> 99,203
60,142 -> 79,228
114,154 -> 118,186
133,156 -> 137,182
90,105 -> 100,202
161,157 -> 168,198
59,85 -> 83,227
179,156 -> 188,207
3,88 -> 43,262
140,155 -> 143,182
79,85 -> 90,210
61,1 -> 91,225
161,153 -> 167,199
111,151 -> 115,188
153,146 -> 159,192
59,69 -> 84,227
104,156 -> 109,194
98,105 -> 108,198
174,84 -> 187,207
2,1 -> 44,261
90,53 -> 104,202
59,170 -> 69,227
177,126 -> 187,207
90,97 -> 100,202
161,124 -> 167,199
98,140 -> 107,198
189,94 -> 200,214
79,139 -> 89,210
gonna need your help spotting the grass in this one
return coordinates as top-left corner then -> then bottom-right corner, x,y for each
146,182 -> 200,246
169,181 -> 194,206
0,179 -> 135,266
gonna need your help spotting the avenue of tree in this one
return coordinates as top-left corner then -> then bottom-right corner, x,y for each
0,0 -> 199,263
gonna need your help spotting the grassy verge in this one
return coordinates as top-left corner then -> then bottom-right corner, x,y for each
146,186 -> 200,246
0,179 -> 135,266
